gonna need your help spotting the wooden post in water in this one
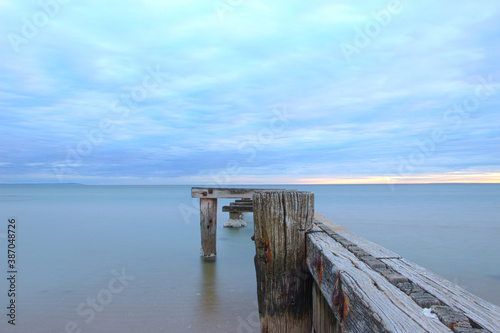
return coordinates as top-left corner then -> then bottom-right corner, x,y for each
253,190 -> 314,332
200,198 -> 217,256
192,188 -> 288,256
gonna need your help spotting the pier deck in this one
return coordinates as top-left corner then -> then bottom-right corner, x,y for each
191,187 -> 500,332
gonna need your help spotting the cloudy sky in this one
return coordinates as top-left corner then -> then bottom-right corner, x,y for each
1,0 -> 499,185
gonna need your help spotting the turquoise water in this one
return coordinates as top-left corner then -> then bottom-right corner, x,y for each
0,184 -> 499,332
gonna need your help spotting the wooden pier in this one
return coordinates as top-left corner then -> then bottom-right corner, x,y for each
192,188 -> 500,332
191,187 -> 286,256
222,198 -> 253,227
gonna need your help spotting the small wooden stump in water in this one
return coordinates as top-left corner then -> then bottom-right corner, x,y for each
222,211 -> 247,228
253,190 -> 314,332
222,199 -> 253,228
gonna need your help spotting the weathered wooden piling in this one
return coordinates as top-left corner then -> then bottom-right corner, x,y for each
192,187 -> 287,256
308,214 -> 500,333
200,198 -> 217,256
253,190 -> 314,332
191,187 -> 500,332
222,199 -> 253,227
192,187 -> 258,256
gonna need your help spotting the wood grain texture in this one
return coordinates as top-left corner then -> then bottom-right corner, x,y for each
192,187 -> 288,198
307,231 -> 452,332
222,205 -> 253,212
253,190 -> 314,332
200,198 -> 217,256
314,213 -> 400,259
381,258 -> 500,333
312,282 -> 342,333
310,214 -> 499,332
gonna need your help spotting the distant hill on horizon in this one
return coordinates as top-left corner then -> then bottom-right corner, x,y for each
0,183 -> 85,186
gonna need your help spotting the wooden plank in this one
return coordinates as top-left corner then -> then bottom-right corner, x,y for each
200,198 -> 217,256
192,187 -> 286,198
236,198 -> 253,203
253,190 -> 314,332
314,213 -> 401,259
312,282 -> 341,333
307,231 -> 451,332
222,205 -> 253,212
311,214 -> 499,332
381,257 -> 500,332
230,202 -> 253,206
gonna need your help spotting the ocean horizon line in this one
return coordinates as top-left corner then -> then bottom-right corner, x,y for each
1,182 -> 499,186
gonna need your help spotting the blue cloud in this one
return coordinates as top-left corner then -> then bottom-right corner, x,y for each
1,0 -> 499,184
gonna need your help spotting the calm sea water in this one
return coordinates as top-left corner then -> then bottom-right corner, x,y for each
0,184 -> 499,332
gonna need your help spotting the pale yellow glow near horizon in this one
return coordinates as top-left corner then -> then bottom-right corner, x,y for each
299,173 -> 500,184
